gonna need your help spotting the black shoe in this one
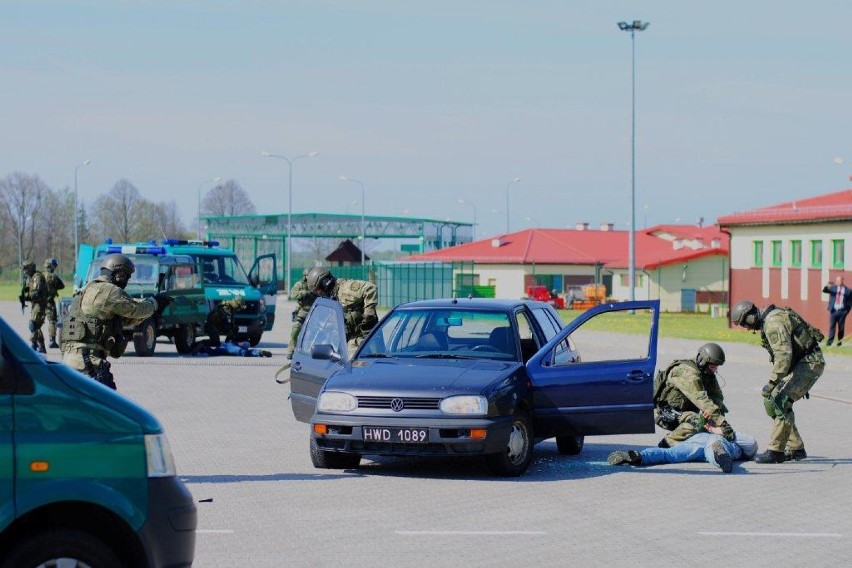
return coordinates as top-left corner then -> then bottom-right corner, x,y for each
711,441 -> 733,473
754,449 -> 786,464
838,341 -> 843,347
826,340 -> 833,346
784,448 -> 807,461
49,339 -> 59,349
286,353 -> 293,360
607,450 -> 642,466
260,350 -> 272,358
657,438 -> 670,449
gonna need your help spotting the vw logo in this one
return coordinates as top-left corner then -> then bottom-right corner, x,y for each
390,398 -> 405,412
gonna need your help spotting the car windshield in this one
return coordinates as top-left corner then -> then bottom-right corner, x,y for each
359,307 -> 518,361
85,255 -> 159,287
196,255 -> 250,286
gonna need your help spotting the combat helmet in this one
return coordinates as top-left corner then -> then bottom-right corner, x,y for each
21,260 -> 36,274
731,300 -> 760,330
305,267 -> 336,297
696,342 -> 725,369
100,253 -> 135,288
44,258 -> 58,271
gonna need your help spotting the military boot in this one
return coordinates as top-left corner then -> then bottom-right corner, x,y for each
607,450 -> 642,466
711,441 -> 733,473
754,449 -> 786,464
37,340 -> 47,354
784,448 -> 807,461
49,337 -> 59,349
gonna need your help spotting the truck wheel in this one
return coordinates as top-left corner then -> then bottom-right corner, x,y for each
133,318 -> 157,357
556,434 -> 585,455
3,528 -> 122,568
248,331 -> 263,347
486,412 -> 533,477
174,325 -> 196,354
310,438 -> 361,469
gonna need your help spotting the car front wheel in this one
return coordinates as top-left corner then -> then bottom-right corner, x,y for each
486,412 -> 533,477
556,435 -> 585,455
2,528 -> 123,568
310,438 -> 361,469
133,318 -> 157,356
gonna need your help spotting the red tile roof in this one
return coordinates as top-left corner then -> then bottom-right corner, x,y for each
718,188 -> 852,226
406,226 -> 728,269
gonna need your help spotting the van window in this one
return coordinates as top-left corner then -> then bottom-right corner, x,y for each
198,256 -> 250,285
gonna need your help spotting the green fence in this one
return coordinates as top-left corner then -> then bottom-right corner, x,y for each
286,262 -> 478,307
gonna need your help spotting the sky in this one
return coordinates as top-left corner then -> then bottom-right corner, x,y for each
2,0 -> 850,242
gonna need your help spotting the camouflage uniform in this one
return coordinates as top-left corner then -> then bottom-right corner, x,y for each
288,277 -> 316,359
759,307 -> 825,454
44,259 -> 66,347
61,276 -> 157,388
22,264 -> 49,353
203,297 -> 245,348
655,359 -> 731,446
332,278 -> 379,354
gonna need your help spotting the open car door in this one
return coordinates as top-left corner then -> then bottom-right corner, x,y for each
74,243 -> 95,289
526,300 -> 660,438
248,253 -> 278,331
289,297 -> 349,423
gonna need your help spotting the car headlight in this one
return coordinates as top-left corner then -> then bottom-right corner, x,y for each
144,433 -> 177,478
317,391 -> 357,412
440,395 -> 488,415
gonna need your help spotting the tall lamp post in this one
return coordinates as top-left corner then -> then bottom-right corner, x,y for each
196,176 -> 222,240
73,159 -> 92,278
617,19 -> 649,302
340,176 -> 366,268
261,150 -> 319,296
457,198 -> 477,240
505,177 -> 522,233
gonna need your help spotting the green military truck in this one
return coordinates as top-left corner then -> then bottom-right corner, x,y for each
0,316 -> 196,566
59,244 -> 210,356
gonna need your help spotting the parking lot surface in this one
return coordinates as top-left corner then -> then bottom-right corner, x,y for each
5,298 -> 852,567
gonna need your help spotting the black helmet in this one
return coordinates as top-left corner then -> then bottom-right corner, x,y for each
101,253 -> 135,288
305,267 -> 336,296
731,300 -> 759,329
21,260 -> 36,274
44,258 -> 58,271
696,343 -> 725,369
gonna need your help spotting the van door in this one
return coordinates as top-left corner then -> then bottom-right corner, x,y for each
289,298 -> 348,423
74,244 -> 95,289
526,300 -> 659,438
0,335 -> 14,528
248,254 -> 278,331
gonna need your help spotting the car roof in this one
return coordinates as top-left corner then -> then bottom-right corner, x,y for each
395,298 -> 553,311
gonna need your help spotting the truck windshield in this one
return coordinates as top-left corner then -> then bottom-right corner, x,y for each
197,255 -> 250,286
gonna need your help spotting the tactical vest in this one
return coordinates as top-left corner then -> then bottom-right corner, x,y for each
653,359 -> 701,409
760,306 -> 824,363
60,287 -> 123,352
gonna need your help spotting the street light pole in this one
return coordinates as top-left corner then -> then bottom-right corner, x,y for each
618,19 -> 649,303
73,159 -> 91,280
505,177 -> 522,233
340,176 -> 366,268
261,150 -> 318,296
197,176 -> 222,240
457,198 -> 477,240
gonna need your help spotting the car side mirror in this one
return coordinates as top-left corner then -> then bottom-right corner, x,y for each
311,344 -> 342,363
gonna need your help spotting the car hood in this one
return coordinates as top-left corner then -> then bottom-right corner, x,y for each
326,358 -> 521,397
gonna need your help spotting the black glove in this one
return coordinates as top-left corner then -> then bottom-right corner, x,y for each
761,383 -> 774,398
153,293 -> 174,314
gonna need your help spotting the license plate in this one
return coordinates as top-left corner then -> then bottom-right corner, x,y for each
238,326 -> 248,333
362,426 -> 429,444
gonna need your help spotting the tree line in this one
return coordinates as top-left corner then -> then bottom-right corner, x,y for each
0,172 -> 256,282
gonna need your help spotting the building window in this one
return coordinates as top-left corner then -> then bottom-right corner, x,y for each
619,273 -> 643,287
811,240 -> 823,268
771,241 -> 782,267
833,239 -> 845,269
753,241 -> 764,267
790,240 -> 802,267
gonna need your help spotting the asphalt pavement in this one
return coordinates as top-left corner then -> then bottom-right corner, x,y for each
4,298 -> 852,567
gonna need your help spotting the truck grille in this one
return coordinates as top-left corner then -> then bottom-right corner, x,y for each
357,396 -> 441,410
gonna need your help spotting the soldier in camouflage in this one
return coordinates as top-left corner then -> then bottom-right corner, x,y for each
287,269 -> 316,359
305,267 -> 378,355
43,258 -> 65,348
61,254 -> 169,389
653,342 -> 735,448
731,300 -> 826,463
21,260 -> 49,353
202,296 -> 246,348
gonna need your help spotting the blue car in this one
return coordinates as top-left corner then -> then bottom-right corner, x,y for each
289,297 -> 660,476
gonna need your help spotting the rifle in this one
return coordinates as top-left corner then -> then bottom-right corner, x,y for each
18,284 -> 27,314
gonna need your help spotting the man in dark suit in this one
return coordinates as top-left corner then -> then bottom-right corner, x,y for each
822,274 -> 852,346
